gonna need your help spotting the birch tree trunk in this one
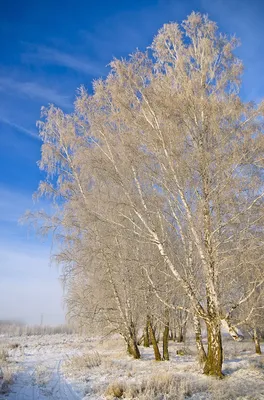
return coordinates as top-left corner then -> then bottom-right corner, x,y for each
253,327 -> 262,355
162,309 -> 170,361
148,320 -> 162,361
203,319 -> 223,378
128,321 -> 141,359
127,336 -> 141,359
143,316 -> 150,347
176,328 -> 184,343
193,313 -> 207,366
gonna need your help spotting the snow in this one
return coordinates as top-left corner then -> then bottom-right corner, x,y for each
0,335 -> 83,399
0,334 -> 264,399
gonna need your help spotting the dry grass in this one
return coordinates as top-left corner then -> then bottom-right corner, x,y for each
0,362 -> 20,395
0,346 -> 9,362
8,343 -> 20,350
99,336 -> 124,351
1,365 -> 14,384
223,338 -> 254,359
103,365 -> 264,400
33,364 -> 53,387
103,372 -> 208,400
63,351 -> 102,374
105,381 -> 126,398
83,337 -> 264,400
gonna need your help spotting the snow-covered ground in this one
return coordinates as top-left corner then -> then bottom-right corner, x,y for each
0,334 -> 84,399
1,334 -> 264,399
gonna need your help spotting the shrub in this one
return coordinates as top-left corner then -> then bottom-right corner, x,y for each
0,347 -> 8,362
0,364 -> 17,395
9,343 -> 20,349
104,373 -> 187,399
64,351 -> 102,373
105,381 -> 125,398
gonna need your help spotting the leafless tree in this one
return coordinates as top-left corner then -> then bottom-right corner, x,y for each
30,13 -> 264,377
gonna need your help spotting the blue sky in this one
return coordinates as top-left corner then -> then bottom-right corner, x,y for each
0,0 -> 263,324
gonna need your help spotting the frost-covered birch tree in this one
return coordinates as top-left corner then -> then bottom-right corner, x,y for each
30,12 -> 264,378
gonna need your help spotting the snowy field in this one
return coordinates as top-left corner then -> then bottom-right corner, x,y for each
1,334 -> 264,399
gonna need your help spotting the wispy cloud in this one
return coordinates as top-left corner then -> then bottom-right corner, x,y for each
23,45 -> 105,76
0,186 -> 52,226
0,76 -> 71,108
0,186 -> 33,224
0,116 -> 40,140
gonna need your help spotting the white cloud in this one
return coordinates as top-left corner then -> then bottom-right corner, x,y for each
0,186 -> 43,224
0,115 -> 40,140
24,45 -> 104,76
0,76 -> 71,108
0,187 -> 30,224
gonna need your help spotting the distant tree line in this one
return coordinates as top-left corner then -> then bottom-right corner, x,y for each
0,322 -> 73,337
